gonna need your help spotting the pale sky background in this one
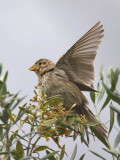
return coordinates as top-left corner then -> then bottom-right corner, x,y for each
0,0 -> 120,160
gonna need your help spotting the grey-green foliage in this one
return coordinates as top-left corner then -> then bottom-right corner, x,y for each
0,63 -> 25,160
0,63 -> 25,124
90,66 -> 120,160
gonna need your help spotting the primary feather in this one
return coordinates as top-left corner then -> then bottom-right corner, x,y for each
55,21 -> 104,91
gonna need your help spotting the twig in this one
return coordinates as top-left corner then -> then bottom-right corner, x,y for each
29,135 -> 41,156
31,132 -> 37,140
5,124 -> 10,160
26,117 -> 35,156
94,100 -> 115,160
94,104 -> 100,121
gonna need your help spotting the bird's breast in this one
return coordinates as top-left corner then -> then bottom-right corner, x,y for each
40,72 -> 54,93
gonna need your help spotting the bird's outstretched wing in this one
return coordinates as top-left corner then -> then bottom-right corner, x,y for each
54,22 -> 104,91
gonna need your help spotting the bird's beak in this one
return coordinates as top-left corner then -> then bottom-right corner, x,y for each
28,65 -> 37,71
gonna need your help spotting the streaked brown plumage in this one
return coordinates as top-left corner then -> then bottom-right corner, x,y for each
29,22 -> 107,139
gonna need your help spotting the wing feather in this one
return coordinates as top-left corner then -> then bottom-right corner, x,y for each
54,22 -> 104,89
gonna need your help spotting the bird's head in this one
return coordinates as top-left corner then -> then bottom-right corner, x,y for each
29,59 -> 55,77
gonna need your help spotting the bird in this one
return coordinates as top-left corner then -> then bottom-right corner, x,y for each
29,21 -> 107,139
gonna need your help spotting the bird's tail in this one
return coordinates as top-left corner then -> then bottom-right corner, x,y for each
79,106 -> 107,139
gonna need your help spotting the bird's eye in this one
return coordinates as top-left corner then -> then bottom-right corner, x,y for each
39,62 -> 42,65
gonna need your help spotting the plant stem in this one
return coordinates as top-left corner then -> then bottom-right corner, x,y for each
26,117 -> 35,156
94,104 -> 100,121
5,124 -> 10,160
95,102 -> 115,160
29,136 -> 41,156
107,140 -> 115,160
